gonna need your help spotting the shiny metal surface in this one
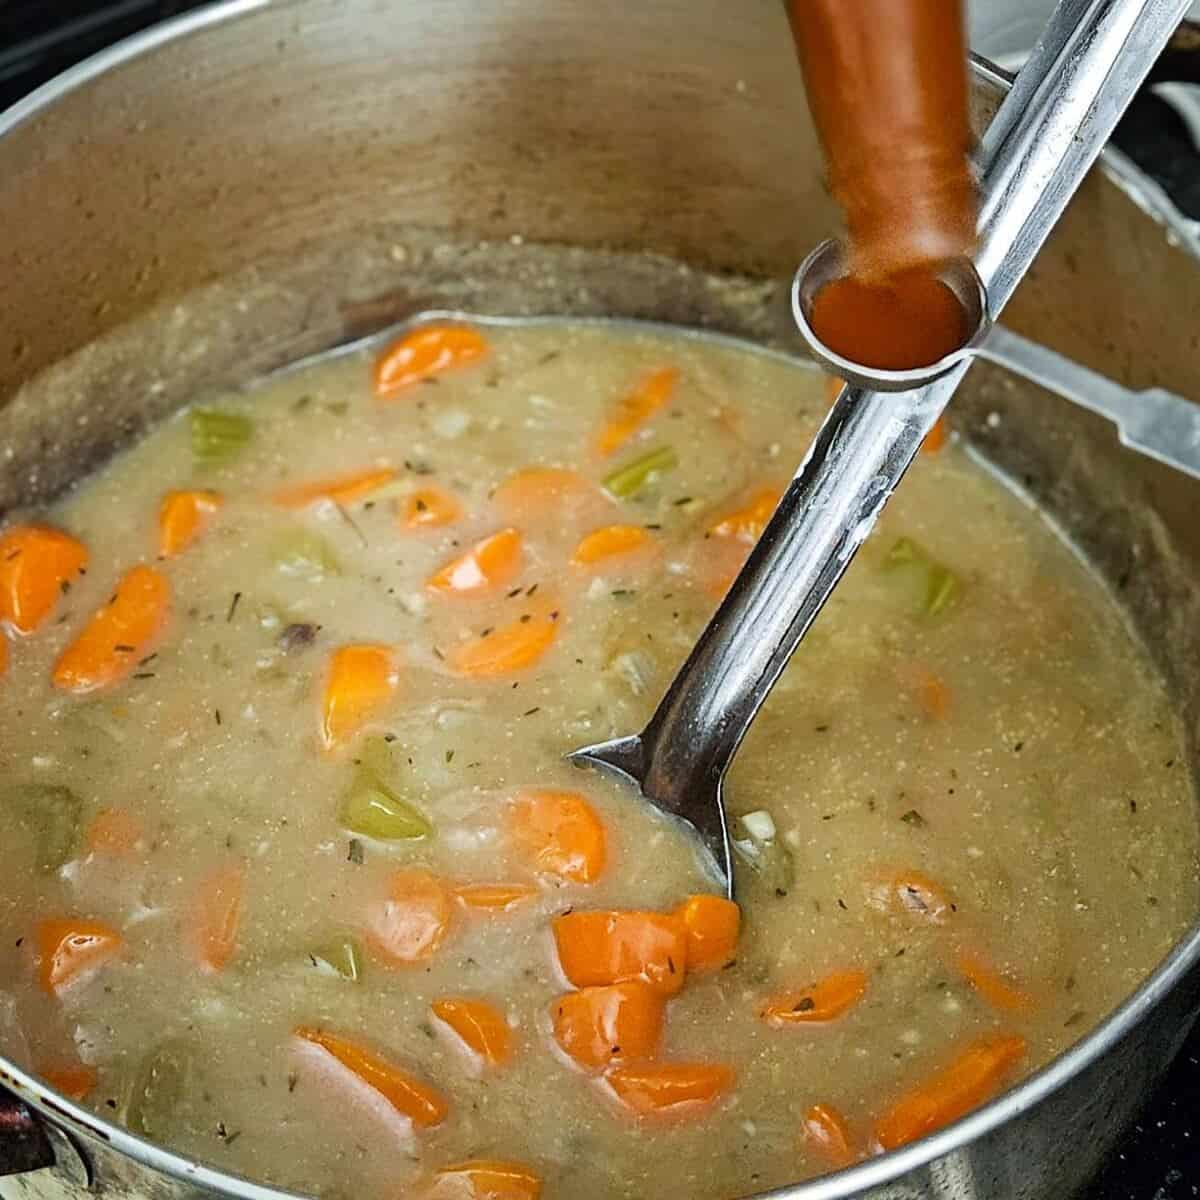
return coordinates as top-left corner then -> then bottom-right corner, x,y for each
576,0 -> 1190,897
0,2 -> 1199,1199
979,326 -> 1200,479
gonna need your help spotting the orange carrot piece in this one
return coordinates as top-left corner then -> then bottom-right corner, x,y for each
553,910 -> 688,996
52,565 -> 169,695
510,790 -> 607,884
86,808 -> 143,857
674,895 -> 740,972
449,612 -> 559,678
295,1026 -> 448,1128
431,997 -> 513,1067
366,870 -> 452,965
867,869 -> 956,924
0,634 -> 7,678
552,981 -> 665,1071
571,524 -> 654,567
760,969 -> 869,1026
824,375 -> 845,405
157,490 -> 223,558
374,324 -> 488,398
492,468 -> 603,522
707,487 -> 783,545
402,487 -> 464,530
0,525 -> 88,636
428,529 -> 523,595
802,1102 -> 855,1168
922,415 -> 949,454
606,1062 -> 734,1119
36,918 -> 123,997
271,466 -> 395,509
956,950 -> 1033,1014
595,367 -> 679,456
39,1061 -> 99,1102
427,1161 -> 542,1200
909,667 -> 951,720
320,643 -> 399,750
873,1034 -> 1027,1151
455,883 -> 539,912
190,863 -> 243,973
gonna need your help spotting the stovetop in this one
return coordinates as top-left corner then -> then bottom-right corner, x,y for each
2,4 -> 1200,1198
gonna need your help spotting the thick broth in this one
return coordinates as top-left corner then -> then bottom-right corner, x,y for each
0,321 -> 1195,1199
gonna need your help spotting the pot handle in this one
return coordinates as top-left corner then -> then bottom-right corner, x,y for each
0,1085 -> 55,1176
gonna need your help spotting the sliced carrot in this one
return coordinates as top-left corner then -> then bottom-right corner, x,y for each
492,468 -> 603,522
403,487 -> 464,530
450,611 -> 559,678
366,870 -> 452,965
674,895 -> 740,972
922,415 -> 949,454
427,1161 -> 542,1200
374,324 -> 488,398
86,808 -> 143,857
428,529 -> 523,595
52,565 -> 169,694
552,981 -> 664,1071
510,790 -> 607,884
956,950 -> 1033,1014
802,1102 -> 855,1168
867,869 -> 956,924
295,1026 -> 448,1128
760,969 -> 869,1026
0,634 -> 7,678
272,466 -> 395,509
824,375 -> 845,405
571,525 -> 654,568
0,525 -> 88,635
36,918 -> 123,997
431,997 -> 513,1067
320,643 -> 399,750
606,1062 -> 734,1119
595,367 -> 679,456
190,863 -> 243,973
157,490 -> 223,558
39,1061 -> 99,1102
908,666 -> 951,720
553,910 -> 688,996
873,1034 -> 1026,1151
707,486 -> 783,545
455,883 -> 539,912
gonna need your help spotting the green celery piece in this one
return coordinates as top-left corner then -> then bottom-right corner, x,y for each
340,772 -> 432,841
190,409 -> 253,464
602,445 -> 679,500
883,536 -> 961,617
731,813 -> 795,896
308,937 -> 363,982
124,1041 -> 195,1139
273,529 -> 340,579
5,784 -> 83,872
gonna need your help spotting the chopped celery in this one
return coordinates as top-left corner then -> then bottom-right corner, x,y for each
6,784 -> 82,872
273,529 -> 340,579
602,446 -> 679,500
883,536 -> 961,617
340,773 -> 432,841
124,1041 -> 195,1139
308,936 -> 363,982
357,735 -> 398,779
190,409 -> 252,463
732,811 -> 795,896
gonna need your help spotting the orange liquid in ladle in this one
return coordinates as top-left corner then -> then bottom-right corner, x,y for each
787,0 -> 977,371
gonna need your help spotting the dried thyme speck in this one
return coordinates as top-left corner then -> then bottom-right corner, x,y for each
900,809 -> 927,827
226,591 -> 242,622
523,707 -> 541,717
214,708 -> 222,726
347,839 -> 364,865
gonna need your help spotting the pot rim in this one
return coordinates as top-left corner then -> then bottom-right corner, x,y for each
1,5 -> 1199,1199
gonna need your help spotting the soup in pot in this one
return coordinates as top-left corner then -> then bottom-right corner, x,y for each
0,319 -> 1195,1200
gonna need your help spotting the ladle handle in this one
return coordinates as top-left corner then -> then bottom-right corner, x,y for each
639,0 -> 1191,805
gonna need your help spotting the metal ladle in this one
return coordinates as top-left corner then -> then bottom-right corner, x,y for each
569,0 -> 1195,896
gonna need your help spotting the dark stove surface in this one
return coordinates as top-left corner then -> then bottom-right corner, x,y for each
2,4 -> 1200,1198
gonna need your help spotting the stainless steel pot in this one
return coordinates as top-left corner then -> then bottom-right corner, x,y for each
1,3 -> 1199,1198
